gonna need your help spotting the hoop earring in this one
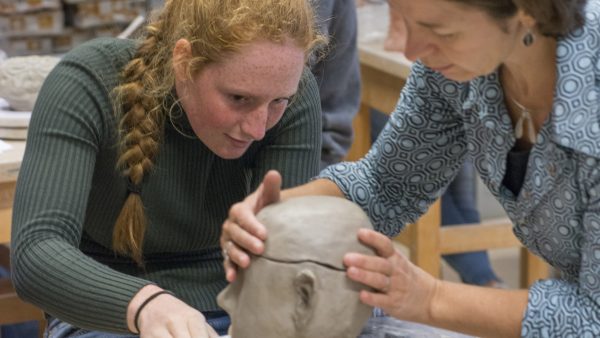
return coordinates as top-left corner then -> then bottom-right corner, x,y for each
523,30 -> 535,47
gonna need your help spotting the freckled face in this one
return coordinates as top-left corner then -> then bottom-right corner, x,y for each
389,0 -> 524,82
175,39 -> 305,159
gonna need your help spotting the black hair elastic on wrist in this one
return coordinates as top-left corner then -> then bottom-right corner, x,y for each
134,290 -> 175,334
127,179 -> 142,195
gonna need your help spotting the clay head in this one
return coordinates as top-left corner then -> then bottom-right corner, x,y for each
218,196 -> 375,338
0,55 -> 60,111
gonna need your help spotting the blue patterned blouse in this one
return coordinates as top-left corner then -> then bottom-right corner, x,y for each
320,1 -> 600,336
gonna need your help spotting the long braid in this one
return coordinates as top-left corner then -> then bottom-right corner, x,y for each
112,18 -> 168,265
110,0 -> 325,265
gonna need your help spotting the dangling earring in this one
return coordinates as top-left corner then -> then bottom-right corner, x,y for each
523,30 -> 535,47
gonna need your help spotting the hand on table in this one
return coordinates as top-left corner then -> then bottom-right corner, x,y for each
344,228 -> 440,323
220,170 -> 282,282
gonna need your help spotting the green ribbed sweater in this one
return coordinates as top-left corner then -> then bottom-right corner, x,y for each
11,38 -> 322,333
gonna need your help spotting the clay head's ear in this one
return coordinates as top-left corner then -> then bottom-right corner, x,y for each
172,38 -> 192,82
292,269 -> 317,331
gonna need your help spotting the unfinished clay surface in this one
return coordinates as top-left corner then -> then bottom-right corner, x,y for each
0,55 -> 60,111
218,196 -> 376,338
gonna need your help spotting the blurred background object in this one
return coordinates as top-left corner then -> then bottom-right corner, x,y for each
0,0 -> 148,57
0,55 -> 59,141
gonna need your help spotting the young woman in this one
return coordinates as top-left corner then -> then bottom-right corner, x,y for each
11,0 -> 325,336
222,0 -> 599,337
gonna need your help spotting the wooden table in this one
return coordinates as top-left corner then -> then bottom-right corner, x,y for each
0,141 -> 44,331
348,37 -> 548,287
0,141 -> 25,244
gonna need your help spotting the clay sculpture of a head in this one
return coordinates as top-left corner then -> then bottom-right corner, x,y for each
218,195 -> 375,338
0,55 -> 60,111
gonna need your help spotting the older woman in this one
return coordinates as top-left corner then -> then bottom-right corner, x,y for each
221,0 -> 599,337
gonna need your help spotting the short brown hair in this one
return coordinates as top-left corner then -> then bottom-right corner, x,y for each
448,0 -> 587,37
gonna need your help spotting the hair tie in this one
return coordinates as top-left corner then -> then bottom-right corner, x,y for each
127,179 -> 142,195
134,290 -> 175,334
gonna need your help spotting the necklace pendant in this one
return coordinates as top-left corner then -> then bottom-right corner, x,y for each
527,118 -> 537,143
514,115 -> 524,139
511,98 -> 537,143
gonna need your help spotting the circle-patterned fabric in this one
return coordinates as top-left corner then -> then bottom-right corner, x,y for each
320,1 -> 600,335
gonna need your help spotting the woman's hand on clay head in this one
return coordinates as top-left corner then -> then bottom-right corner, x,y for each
221,170 -> 282,282
129,285 -> 219,338
343,228 -> 440,323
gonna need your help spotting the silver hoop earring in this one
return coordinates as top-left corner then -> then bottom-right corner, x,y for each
523,30 -> 535,47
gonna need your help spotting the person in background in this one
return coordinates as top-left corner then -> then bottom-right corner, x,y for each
10,0 -> 324,336
311,0 -> 362,169
439,160 -> 504,286
222,0 -> 600,337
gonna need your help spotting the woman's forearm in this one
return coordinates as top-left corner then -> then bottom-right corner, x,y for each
281,178 -> 345,200
429,281 -> 528,338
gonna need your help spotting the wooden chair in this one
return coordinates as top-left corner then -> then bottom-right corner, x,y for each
345,60 -> 549,288
394,210 -> 549,288
0,181 -> 46,337
0,276 -> 46,337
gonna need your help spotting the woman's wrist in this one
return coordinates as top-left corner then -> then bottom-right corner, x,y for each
127,284 -> 164,333
425,278 -> 444,324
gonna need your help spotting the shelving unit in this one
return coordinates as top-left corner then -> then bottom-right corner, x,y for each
0,0 -> 146,56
